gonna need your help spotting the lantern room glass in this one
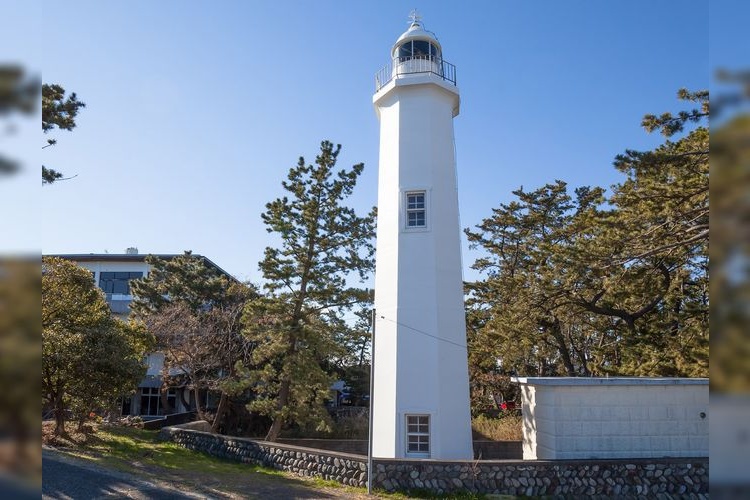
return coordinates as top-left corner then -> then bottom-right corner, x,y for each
397,40 -> 441,62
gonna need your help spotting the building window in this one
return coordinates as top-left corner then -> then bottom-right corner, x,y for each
99,271 -> 143,295
405,191 -> 426,228
140,387 -> 175,416
406,414 -> 430,456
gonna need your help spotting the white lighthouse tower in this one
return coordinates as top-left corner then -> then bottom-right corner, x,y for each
371,13 -> 473,460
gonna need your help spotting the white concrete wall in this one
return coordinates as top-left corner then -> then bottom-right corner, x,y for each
372,70 -> 472,459
514,377 -> 709,460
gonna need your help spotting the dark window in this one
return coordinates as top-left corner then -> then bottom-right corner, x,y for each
398,40 -> 441,61
121,397 -> 131,416
406,191 -> 427,228
140,387 -> 176,416
412,40 -> 429,57
406,415 -> 430,455
140,387 -> 159,416
430,43 -> 441,60
99,271 -> 143,295
398,41 -> 412,60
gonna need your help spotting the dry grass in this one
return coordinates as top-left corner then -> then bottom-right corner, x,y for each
284,411 -> 370,439
471,414 -> 522,441
328,412 -> 369,439
42,420 -> 98,448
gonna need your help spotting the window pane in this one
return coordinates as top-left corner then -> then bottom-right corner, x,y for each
115,272 -> 130,279
100,272 -> 114,279
113,280 -> 128,294
413,40 -> 429,57
398,42 -> 412,59
407,193 -> 424,209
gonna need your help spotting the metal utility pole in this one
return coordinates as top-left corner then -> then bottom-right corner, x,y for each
366,308 -> 376,494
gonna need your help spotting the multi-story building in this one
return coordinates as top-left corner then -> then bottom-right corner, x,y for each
50,249 -> 233,418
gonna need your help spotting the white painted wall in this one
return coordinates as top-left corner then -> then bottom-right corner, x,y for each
513,377 -> 709,460
372,36 -> 472,459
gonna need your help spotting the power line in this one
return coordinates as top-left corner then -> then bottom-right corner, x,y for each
377,315 -> 467,349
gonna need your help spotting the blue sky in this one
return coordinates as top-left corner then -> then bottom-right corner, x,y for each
22,1 -> 709,282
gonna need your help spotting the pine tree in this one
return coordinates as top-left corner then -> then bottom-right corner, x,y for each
238,140 -> 375,441
42,83 -> 85,184
466,89 -> 709,386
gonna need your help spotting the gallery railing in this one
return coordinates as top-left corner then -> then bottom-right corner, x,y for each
375,56 -> 456,91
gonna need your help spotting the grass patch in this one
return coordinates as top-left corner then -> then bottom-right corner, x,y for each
311,476 -> 346,488
45,421 -> 264,475
471,415 -> 522,441
379,488 -> 493,499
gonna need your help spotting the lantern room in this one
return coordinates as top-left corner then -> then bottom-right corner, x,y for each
375,12 -> 456,92
392,20 -> 442,63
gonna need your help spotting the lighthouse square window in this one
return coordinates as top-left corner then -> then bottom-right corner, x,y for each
406,414 -> 430,455
405,191 -> 427,228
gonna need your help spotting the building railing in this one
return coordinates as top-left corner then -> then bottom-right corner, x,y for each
375,56 -> 456,91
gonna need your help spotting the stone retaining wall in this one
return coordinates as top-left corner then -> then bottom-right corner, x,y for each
159,427 -> 708,497
160,427 -> 366,486
372,459 -> 708,496
276,438 -> 522,460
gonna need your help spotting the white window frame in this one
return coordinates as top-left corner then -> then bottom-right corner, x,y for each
405,414 -> 430,457
403,189 -> 430,231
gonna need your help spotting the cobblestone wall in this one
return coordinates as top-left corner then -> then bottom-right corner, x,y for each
372,459 -> 708,496
159,426 -> 708,497
160,426 -> 366,486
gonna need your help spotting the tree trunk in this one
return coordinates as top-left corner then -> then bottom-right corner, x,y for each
194,386 -> 204,420
211,391 -> 230,433
160,385 -> 173,414
55,408 -> 65,436
265,378 -> 291,442
54,393 -> 66,436
545,318 -> 577,376
76,412 -> 87,432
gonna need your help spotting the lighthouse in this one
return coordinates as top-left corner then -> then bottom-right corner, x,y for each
371,13 -> 473,460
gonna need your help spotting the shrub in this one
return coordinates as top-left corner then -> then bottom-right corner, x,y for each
471,414 -> 522,441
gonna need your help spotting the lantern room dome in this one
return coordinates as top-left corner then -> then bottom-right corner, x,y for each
391,20 -> 442,60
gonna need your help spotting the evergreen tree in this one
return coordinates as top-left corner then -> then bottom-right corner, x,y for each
42,83 -> 85,184
42,257 -> 151,435
466,90 -> 708,385
0,66 -> 38,177
238,140 -> 375,441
